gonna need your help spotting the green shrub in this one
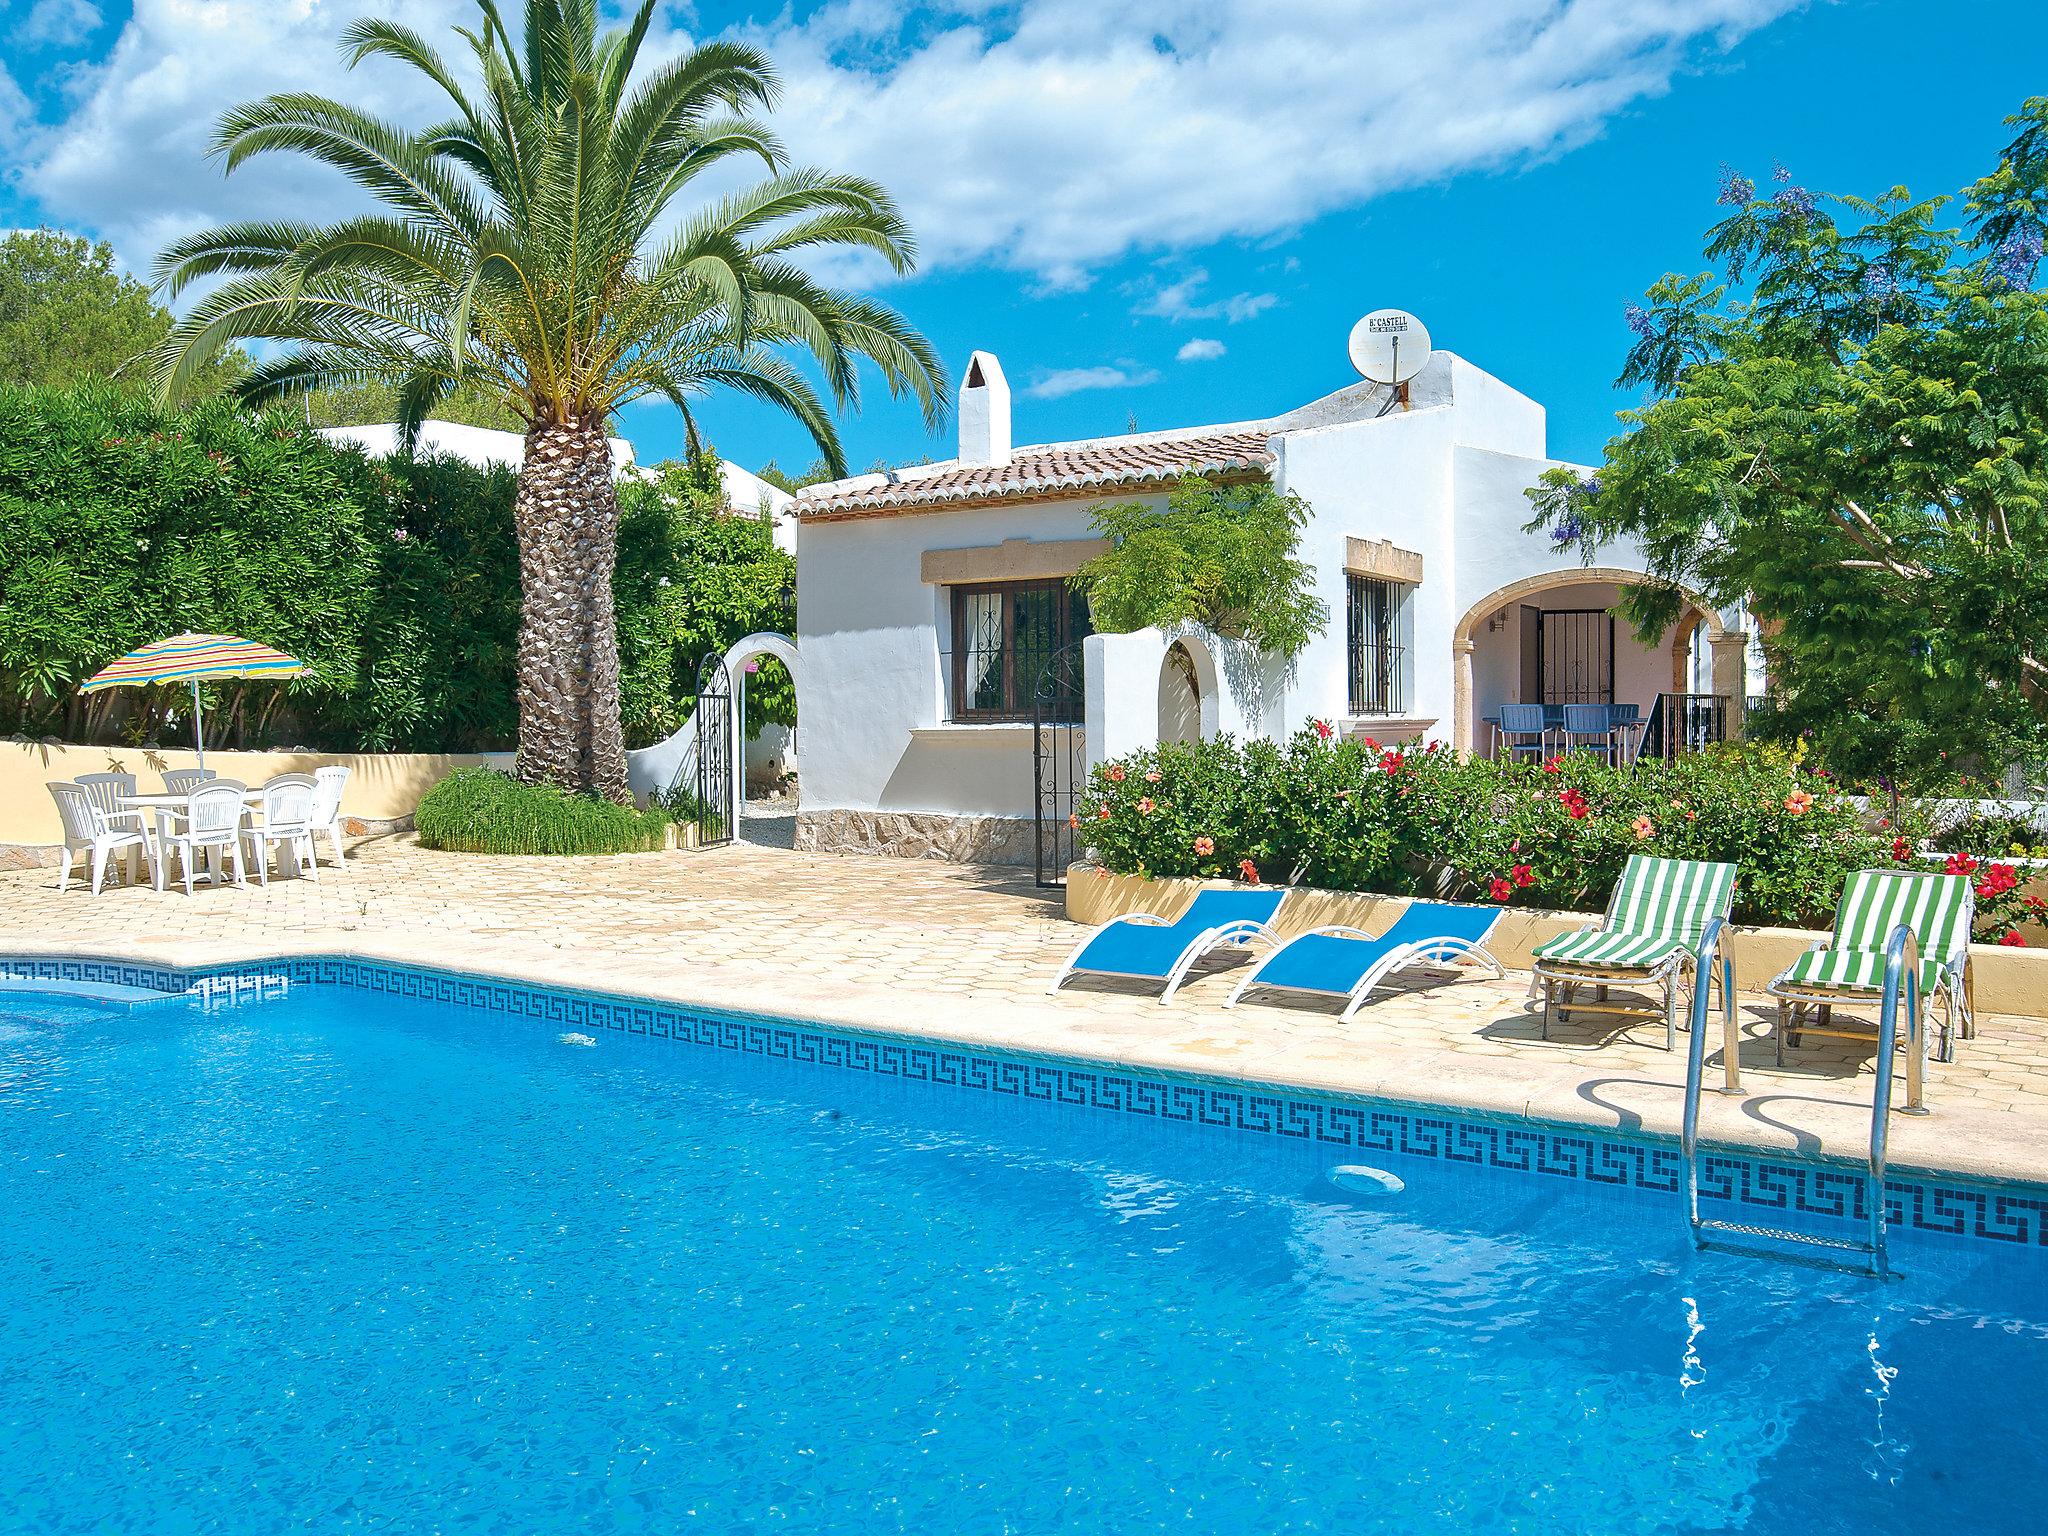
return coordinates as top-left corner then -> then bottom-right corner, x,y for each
1078,728 -> 1890,930
416,767 -> 672,855
0,385 -> 795,755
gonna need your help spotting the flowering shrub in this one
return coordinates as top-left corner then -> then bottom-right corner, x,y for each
1079,728 -> 1905,929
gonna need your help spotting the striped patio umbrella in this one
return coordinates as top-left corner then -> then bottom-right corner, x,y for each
81,633 -> 307,769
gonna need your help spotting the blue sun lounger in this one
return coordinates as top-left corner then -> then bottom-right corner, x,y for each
1223,900 -> 1505,1020
1049,887 -> 1288,1004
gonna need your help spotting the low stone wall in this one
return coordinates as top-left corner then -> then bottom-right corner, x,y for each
796,808 -> 1036,865
1065,866 -> 2048,1018
1,741 -> 508,864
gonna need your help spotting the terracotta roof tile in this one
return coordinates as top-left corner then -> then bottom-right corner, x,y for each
794,429 -> 1275,519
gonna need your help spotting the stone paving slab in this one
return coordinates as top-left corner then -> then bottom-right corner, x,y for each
3,834 -> 2045,1187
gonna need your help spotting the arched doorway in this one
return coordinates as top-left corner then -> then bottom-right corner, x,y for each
723,632 -> 801,848
623,632 -> 801,842
1451,569 -> 1733,756
1156,640 -> 1209,745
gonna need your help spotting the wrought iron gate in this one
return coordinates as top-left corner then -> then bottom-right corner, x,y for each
1536,609 -> 1616,705
1031,642 -> 1088,887
692,652 -> 734,848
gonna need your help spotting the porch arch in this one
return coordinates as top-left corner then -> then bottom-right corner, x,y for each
1450,569 -> 1729,754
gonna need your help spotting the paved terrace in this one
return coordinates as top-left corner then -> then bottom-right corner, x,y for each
5,834 -> 2046,1186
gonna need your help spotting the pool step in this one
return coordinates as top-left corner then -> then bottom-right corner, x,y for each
0,975 -> 187,1007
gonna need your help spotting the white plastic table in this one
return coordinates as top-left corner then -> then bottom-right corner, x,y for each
119,790 -> 263,889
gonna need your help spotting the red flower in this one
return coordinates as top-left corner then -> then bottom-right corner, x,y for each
1312,719 -> 1334,740
1557,788 -> 1590,820
1379,750 -> 1405,774
1891,837 -> 1913,864
1944,852 -> 1979,877
1981,862 -> 2019,897
1193,835 -> 1215,856
1999,931 -> 2027,948
1511,864 -> 1535,888
1541,757 -> 1564,774
1096,806 -> 1111,821
1107,764 -> 1126,783
1237,859 -> 1260,884
1488,877 -> 1514,903
1362,737 -> 1381,752
1136,797 -> 1156,816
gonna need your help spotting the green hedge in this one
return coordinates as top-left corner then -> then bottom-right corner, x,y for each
0,383 -> 794,754
1081,729 -> 1907,931
415,767 -> 673,855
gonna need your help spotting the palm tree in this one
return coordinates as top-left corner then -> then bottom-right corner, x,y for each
149,0 -> 945,800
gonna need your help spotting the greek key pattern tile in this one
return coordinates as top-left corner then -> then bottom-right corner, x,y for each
5,952 -> 2044,1250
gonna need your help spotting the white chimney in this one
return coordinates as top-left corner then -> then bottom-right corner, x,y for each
957,350 -> 1011,467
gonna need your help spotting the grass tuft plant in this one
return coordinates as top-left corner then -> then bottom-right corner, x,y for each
416,766 -> 671,856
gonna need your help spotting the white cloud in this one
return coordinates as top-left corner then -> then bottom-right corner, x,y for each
15,0 -> 1802,290
1175,337 -> 1225,363
19,0 -> 104,50
743,0 -> 1803,280
1133,268 -> 1277,325
1024,363 -> 1160,399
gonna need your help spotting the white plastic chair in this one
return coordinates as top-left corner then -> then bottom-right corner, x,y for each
161,767 -> 217,796
49,781 -> 153,894
156,780 -> 249,894
307,765 -> 351,868
75,771 -> 138,822
245,774 -> 319,885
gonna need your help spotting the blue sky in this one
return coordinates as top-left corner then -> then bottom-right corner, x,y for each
2,0 -> 2044,475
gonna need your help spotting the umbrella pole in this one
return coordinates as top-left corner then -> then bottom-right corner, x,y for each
191,679 -> 205,772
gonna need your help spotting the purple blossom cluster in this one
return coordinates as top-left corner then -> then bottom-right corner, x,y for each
1994,227 -> 2044,288
1551,512 -> 1585,549
1775,183 -> 1815,218
1716,165 -> 1754,206
1624,303 -> 1654,338
1862,262 -> 1896,297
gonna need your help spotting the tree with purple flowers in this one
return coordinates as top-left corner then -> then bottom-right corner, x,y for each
1529,97 -> 2048,785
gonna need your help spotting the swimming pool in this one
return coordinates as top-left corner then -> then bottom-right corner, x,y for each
4,965 -> 2045,1533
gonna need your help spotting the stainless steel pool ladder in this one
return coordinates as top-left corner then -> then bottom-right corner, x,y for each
1679,919 -> 1919,1279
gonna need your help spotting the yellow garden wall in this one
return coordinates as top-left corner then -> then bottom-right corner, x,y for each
1065,866 -> 2048,1019
1,741 -> 512,847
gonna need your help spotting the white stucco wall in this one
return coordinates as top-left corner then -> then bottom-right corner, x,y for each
797,497 -> 1161,819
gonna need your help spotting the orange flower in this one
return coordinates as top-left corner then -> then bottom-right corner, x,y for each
1238,858 -> 1260,883
1783,789 -> 1813,816
1107,764 -> 1126,783
1631,815 -> 1655,840
1137,797 -> 1156,815
1066,812 -> 1080,829
1193,835 -> 1215,856
1145,770 -> 1162,783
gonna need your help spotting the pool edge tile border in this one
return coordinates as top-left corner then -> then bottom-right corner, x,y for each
4,948 -> 2045,1253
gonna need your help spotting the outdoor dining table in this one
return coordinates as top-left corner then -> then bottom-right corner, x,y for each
118,789 -> 265,888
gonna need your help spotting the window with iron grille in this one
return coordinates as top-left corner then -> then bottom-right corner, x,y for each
949,580 -> 1092,721
1346,574 -> 1412,715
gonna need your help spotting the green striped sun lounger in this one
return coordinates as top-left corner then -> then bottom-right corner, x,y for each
1529,855 -> 1738,1050
1766,869 -> 1975,1066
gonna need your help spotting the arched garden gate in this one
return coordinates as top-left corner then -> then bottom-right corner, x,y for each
652,632 -> 800,849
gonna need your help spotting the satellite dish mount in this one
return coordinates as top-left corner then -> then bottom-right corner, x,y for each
1347,309 -> 1432,414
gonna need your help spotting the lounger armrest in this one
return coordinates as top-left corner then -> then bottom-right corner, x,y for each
1302,925 -> 1382,943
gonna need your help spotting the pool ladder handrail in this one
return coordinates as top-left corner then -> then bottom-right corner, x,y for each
1680,919 -> 1918,1279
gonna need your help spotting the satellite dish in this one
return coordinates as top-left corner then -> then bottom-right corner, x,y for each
1347,309 -> 1431,385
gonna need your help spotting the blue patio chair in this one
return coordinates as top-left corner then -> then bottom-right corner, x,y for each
1495,702 -> 1551,760
1049,887 -> 1288,1004
1609,702 -> 1644,763
1557,703 -> 1617,761
1223,901 -> 1505,1020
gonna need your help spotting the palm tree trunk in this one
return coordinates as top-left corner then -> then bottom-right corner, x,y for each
513,419 -> 630,801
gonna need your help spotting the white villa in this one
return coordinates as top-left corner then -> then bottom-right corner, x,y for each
785,323 -> 1757,865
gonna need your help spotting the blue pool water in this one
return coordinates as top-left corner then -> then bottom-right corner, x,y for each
3,982 -> 2045,1534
